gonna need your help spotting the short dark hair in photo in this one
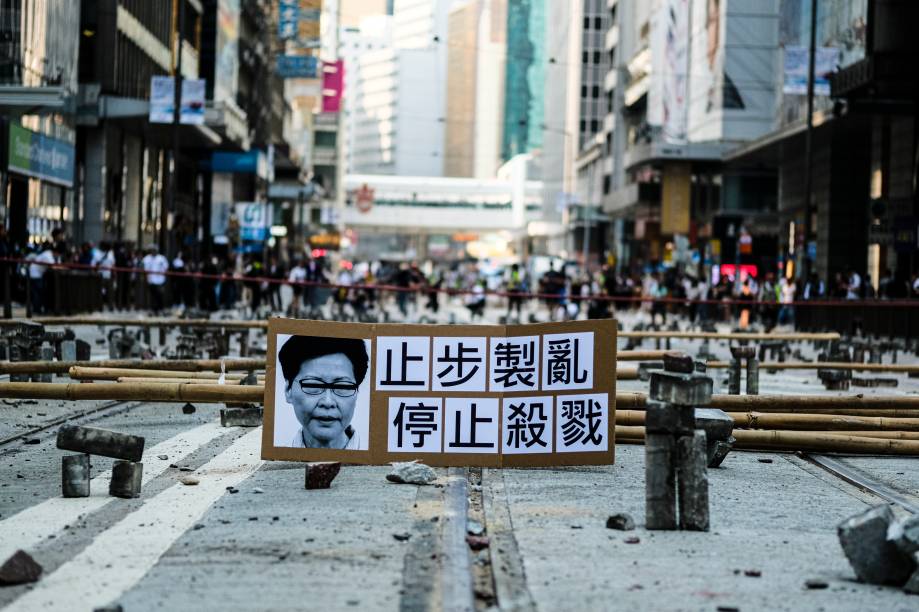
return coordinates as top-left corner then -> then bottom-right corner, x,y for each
278,335 -> 369,388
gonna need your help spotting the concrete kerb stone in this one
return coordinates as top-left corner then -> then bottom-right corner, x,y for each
645,433 -> 677,530
837,505 -> 916,586
645,400 -> 695,436
649,371 -> 713,406
57,425 -> 146,462
109,460 -> 144,499
694,408 -> 734,442
61,453 -> 91,498
676,430 -> 710,532
706,438 -> 735,468
889,515 -> 919,556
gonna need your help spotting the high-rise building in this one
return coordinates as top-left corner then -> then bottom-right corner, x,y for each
444,0 -> 507,178
501,0 -> 545,162
348,0 -> 449,176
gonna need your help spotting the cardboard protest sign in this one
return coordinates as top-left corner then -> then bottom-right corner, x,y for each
261,318 -> 617,467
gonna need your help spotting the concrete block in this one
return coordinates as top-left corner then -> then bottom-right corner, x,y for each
637,362 -> 663,382
645,433 -> 677,530
728,359 -> 742,395
61,453 -> 90,498
677,430 -> 710,531
745,358 -> 760,395
57,425 -> 145,462
837,504 -> 915,585
649,372 -> 713,406
662,352 -> 694,374
220,407 -> 263,427
60,340 -> 77,362
730,346 -> 756,360
305,462 -> 342,489
0,550 -> 43,585
707,438 -> 734,468
695,408 -> 734,441
905,555 -> 919,594
645,400 -> 695,435
109,461 -> 143,499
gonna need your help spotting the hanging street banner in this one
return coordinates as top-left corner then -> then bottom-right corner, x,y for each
180,78 -> 206,125
149,76 -> 175,123
276,55 -> 319,79
7,123 -> 75,188
262,319 -> 618,467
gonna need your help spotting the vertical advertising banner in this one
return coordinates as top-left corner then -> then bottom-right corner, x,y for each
322,60 -> 344,112
149,76 -> 174,123
649,0 -> 690,143
180,79 -> 206,125
215,0 -> 240,103
262,319 -> 617,467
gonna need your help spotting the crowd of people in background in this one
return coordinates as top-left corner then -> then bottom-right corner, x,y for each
2,227 -> 919,329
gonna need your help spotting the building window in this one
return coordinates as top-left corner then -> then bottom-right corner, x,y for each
603,174 -> 611,195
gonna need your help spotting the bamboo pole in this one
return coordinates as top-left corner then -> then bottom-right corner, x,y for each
116,377 -> 267,384
612,425 -> 919,455
615,409 -> 919,432
68,367 -> 264,381
705,361 -> 919,373
619,331 -> 839,341
616,350 -> 672,361
0,358 -> 265,375
709,394 -> 919,411
617,367 -> 639,380
726,411 -> 919,432
0,382 -> 262,403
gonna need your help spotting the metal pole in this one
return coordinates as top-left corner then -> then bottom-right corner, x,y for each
582,160 -> 594,271
163,0 -> 185,257
801,0 -> 817,280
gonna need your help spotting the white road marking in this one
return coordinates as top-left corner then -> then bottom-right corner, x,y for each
0,421 -> 227,562
5,428 -> 263,612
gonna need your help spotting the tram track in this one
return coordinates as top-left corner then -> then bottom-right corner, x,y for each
0,400 -> 139,449
797,452 -> 919,513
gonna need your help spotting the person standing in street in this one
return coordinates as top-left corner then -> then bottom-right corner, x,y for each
28,242 -> 57,315
142,245 -> 169,314
93,241 -> 116,310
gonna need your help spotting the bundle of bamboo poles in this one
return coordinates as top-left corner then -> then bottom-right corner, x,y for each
0,358 -> 265,375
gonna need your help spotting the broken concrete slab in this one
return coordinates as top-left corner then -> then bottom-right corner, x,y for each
109,461 -> 144,499
0,550 -> 43,586
837,504 -> 915,586
57,425 -> 145,462
706,438 -> 735,469
386,461 -> 437,485
61,453 -> 90,498
889,514 -> 919,556
305,462 -> 342,490
694,408 -> 734,441
220,407 -> 263,427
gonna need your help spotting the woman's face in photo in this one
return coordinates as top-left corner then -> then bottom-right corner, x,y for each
285,353 -> 358,447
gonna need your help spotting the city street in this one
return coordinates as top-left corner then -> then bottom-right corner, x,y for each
1,311 -> 918,611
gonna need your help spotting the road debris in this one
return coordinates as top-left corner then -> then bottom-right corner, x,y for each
386,461 -> 437,485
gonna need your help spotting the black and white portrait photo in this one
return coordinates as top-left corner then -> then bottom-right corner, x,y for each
273,334 -> 371,451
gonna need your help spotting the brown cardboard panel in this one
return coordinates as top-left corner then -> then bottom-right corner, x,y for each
262,318 -> 617,467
